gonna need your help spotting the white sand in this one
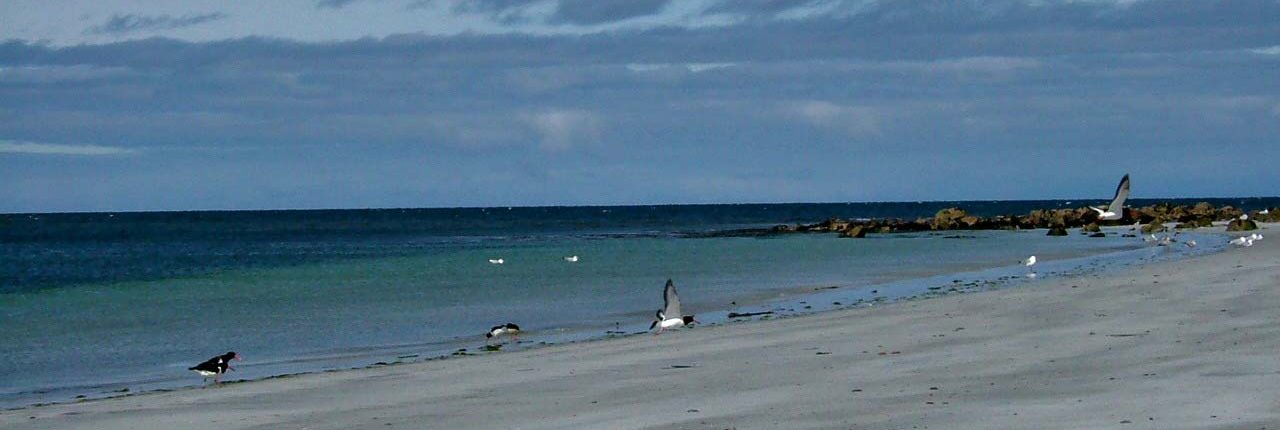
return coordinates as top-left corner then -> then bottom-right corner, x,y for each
3,226 -> 1278,429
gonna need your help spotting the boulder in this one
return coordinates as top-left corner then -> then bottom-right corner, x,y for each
930,208 -> 968,230
1226,219 -> 1258,231
1046,225 -> 1069,236
839,226 -> 868,238
1081,223 -> 1101,233
1141,221 -> 1166,234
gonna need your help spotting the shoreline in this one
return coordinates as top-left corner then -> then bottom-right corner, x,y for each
1,226 -> 1212,410
2,224 -> 1273,428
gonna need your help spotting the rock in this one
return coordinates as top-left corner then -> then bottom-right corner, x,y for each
839,226 -> 867,238
1081,223 -> 1101,233
771,224 -> 797,232
1226,219 -> 1258,231
1141,221 -> 1166,234
1089,232 -> 1106,238
1047,225 -> 1069,236
931,208 -> 968,230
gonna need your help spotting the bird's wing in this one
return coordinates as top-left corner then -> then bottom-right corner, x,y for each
191,356 -> 220,371
663,279 -> 681,318
1107,174 -> 1130,213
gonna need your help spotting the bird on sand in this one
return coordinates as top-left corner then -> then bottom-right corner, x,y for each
1250,233 -> 1264,241
650,279 -> 697,334
1090,174 -> 1130,221
486,323 -> 521,342
1230,237 -> 1254,247
189,351 -> 240,386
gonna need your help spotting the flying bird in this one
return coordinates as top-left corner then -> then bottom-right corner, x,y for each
1090,174 -> 1130,221
488,258 -> 504,265
486,323 -> 521,342
189,351 -> 240,386
650,279 -> 697,334
563,255 -> 579,262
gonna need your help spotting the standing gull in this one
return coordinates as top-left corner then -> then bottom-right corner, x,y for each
1023,255 -> 1038,278
1090,174 -> 1130,221
650,279 -> 697,334
189,351 -> 240,386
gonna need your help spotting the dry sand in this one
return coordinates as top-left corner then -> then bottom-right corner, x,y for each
3,226 -> 1277,429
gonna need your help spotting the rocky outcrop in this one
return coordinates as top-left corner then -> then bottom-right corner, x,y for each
1047,225 -> 1069,236
778,201 -> 1271,239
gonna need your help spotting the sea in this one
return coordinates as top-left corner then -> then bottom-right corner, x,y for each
1,198 -> 1276,409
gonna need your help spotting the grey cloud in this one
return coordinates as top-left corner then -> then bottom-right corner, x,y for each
415,0 -> 670,25
316,0 -> 369,9
85,13 -> 228,35
549,0 -> 671,25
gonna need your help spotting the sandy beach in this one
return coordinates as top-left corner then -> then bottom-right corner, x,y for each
2,225 -> 1276,429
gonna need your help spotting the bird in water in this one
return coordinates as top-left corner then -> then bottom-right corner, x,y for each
650,279 -> 697,334
1023,255 -> 1038,278
1090,174 -> 1130,221
486,323 -> 521,343
189,351 -> 240,386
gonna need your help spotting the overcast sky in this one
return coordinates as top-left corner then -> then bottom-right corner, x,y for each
2,0 -> 1278,212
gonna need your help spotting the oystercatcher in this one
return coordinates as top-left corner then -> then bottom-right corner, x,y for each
486,323 -> 521,342
189,351 -> 240,386
650,279 -> 697,334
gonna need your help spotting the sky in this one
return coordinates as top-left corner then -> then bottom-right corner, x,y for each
1,0 -> 1278,213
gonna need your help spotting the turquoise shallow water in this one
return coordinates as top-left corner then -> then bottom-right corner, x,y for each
0,202 -> 1262,408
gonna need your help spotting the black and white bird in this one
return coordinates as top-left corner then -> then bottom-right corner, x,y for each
189,351 -> 240,386
650,279 -> 697,333
1090,174 -> 1130,221
486,323 -> 521,342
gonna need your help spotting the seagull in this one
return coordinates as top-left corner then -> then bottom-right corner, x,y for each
486,323 -> 521,342
1184,240 -> 1197,248
189,351 -> 240,386
650,279 -> 697,334
1090,174 -> 1130,221
1261,209 -> 1271,215
1230,237 -> 1254,247
1250,233 -> 1264,241
563,255 -> 579,262
1023,255 -> 1037,278
488,258 -> 504,265
1240,214 -> 1249,221
1157,235 -> 1172,246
